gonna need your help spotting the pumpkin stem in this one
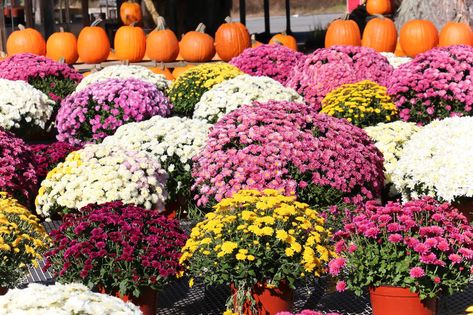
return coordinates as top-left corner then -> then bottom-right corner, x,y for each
156,16 -> 166,30
281,31 -> 287,36
91,18 -> 103,27
342,13 -> 350,21
58,57 -> 65,64
130,21 -> 138,27
18,24 -> 25,30
59,26 -> 65,32
373,14 -> 385,20
196,23 -> 206,33
251,34 -> 257,44
0,51 -> 6,58
225,16 -> 232,24
455,14 -> 465,23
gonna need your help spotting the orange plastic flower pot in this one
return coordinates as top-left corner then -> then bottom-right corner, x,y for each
99,286 -> 157,315
369,286 -> 437,315
231,282 -> 294,315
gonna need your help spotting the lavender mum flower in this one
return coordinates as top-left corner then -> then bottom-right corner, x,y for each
56,78 -> 172,145
286,46 -> 393,110
229,44 -> 304,85
388,45 -> 473,124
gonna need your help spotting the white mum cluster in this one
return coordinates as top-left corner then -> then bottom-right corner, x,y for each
364,121 -> 421,186
193,74 -> 304,123
103,116 -> 210,196
0,78 -> 54,131
76,65 -> 171,92
380,52 -> 412,69
0,283 -> 141,315
36,144 -> 168,218
392,117 -> 473,202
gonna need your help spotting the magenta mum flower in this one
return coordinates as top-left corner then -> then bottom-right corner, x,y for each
56,78 -> 172,145
409,267 -> 425,278
0,129 -> 37,206
229,44 -> 304,85
287,46 -> 393,110
29,141 -> 81,180
192,100 -> 384,210
0,53 -> 82,113
336,280 -> 347,292
388,45 -> 473,124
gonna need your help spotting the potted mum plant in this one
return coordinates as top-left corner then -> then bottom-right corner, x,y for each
44,201 -> 187,315
0,193 -> 50,293
180,189 -> 335,314
329,197 -> 473,315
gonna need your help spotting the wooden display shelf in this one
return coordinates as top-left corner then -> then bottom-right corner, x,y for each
72,60 -> 219,73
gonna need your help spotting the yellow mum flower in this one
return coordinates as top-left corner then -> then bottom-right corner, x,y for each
221,241 -> 238,254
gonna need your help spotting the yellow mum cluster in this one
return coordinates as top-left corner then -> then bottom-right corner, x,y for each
169,63 -> 242,117
180,189 -> 335,290
321,80 -> 398,127
0,192 -> 50,287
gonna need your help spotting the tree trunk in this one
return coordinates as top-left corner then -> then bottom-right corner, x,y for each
395,0 -> 472,29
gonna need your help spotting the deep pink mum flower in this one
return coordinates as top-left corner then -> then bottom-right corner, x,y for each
388,45 -> 473,124
287,46 -> 393,110
230,44 -> 304,85
329,257 -> 346,276
336,280 -> 347,292
29,141 -> 81,180
409,266 -> 425,278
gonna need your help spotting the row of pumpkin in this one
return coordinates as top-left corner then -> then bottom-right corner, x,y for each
6,16 -> 296,66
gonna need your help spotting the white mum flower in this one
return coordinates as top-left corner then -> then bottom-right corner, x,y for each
0,78 -> 54,131
36,143 -> 168,218
392,116 -> 473,202
380,52 -> 412,69
193,74 -> 305,123
0,283 -> 141,315
75,65 -> 170,92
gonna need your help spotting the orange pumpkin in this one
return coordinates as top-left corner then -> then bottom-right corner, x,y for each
269,32 -> 298,51
394,40 -> 407,57
439,20 -> 473,47
82,71 -> 92,77
180,23 -> 215,62
172,65 -> 195,78
114,23 -> 146,62
215,16 -> 250,61
77,19 -> 110,64
325,16 -> 361,47
107,49 -> 117,61
120,0 -> 142,26
146,16 -> 179,62
7,24 -> 46,56
362,16 -> 397,52
251,34 -> 263,48
46,27 -> 79,64
149,66 -> 174,80
366,0 -> 392,15
400,19 -> 439,57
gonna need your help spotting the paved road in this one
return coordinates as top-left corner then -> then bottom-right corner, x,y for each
235,13 -> 342,34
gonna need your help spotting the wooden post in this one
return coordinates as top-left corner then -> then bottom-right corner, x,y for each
41,0 -> 55,38
0,1 -> 6,53
285,0 -> 291,33
64,0 -> 71,30
263,0 -> 270,36
239,0 -> 246,25
82,0 -> 90,26
24,0 -> 34,27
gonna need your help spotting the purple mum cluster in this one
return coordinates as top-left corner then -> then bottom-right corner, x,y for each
229,44 -> 304,85
287,46 -> 393,110
388,45 -> 473,124
56,78 -> 172,145
192,100 -> 384,209
0,53 -> 82,103
0,129 -> 37,206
